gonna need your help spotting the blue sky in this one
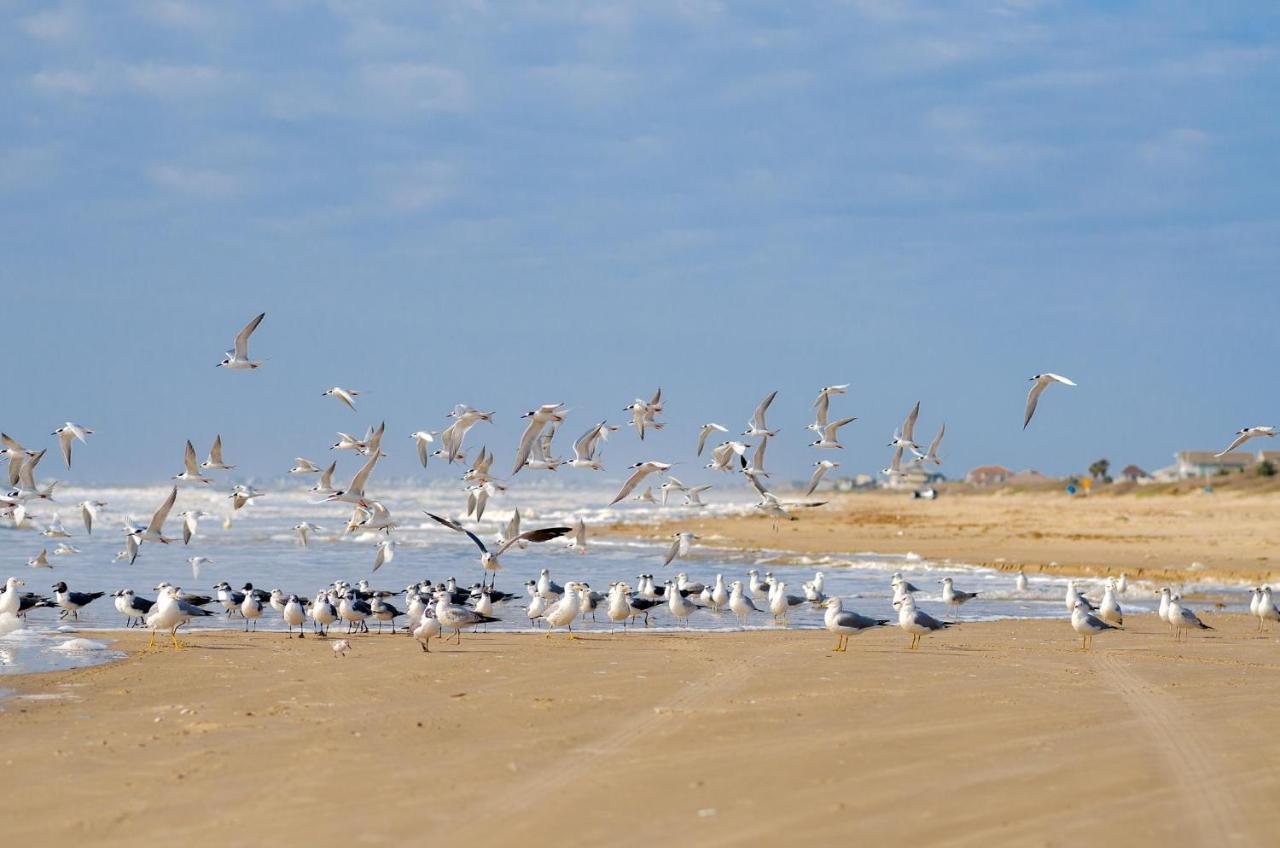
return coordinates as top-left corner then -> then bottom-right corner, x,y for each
2,1 -> 1278,486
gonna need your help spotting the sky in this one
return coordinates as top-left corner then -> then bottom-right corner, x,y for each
2,0 -> 1278,487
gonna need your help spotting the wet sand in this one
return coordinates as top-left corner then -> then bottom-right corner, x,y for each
604,490 -> 1280,585
3,618 -> 1278,847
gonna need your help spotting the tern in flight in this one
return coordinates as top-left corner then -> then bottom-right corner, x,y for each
1023,373 -> 1076,429
216,312 -> 265,369
610,460 -> 673,505
1215,426 -> 1276,457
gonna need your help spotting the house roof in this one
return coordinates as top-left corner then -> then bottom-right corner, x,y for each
1176,451 -> 1253,465
1121,464 -> 1149,477
967,465 -> 1012,476
1258,451 -> 1280,462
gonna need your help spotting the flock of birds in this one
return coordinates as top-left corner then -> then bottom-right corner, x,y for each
1,312 -> 1277,655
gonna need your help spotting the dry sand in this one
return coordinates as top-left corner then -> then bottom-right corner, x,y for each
4,618 -> 1279,847
604,490 -> 1280,585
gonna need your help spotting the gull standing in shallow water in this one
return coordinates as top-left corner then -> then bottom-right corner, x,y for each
940,577 -> 978,619
823,597 -> 889,651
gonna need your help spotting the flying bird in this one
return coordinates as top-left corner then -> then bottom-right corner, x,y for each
696,423 -> 728,457
1023,373 -> 1077,429
51,422 -> 92,469
216,312 -> 265,369
743,390 -> 779,438
423,511 -> 571,586
200,435 -> 235,470
173,441 -> 212,484
1215,426 -> 1276,457
322,387 -> 362,412
610,461 -> 673,505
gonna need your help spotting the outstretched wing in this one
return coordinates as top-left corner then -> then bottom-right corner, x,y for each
234,312 -> 265,359
423,511 -> 489,555
495,526 -> 572,556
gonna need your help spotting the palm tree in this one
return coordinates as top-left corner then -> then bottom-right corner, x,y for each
1088,458 -> 1110,481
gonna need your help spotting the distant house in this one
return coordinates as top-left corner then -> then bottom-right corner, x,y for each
1007,469 -> 1049,485
1119,464 -> 1152,484
1258,451 -> 1280,465
1153,451 -> 1254,481
966,465 -> 1012,486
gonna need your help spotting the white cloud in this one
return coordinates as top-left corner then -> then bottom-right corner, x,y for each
19,6 -> 85,43
30,69 -> 97,96
29,64 -> 234,99
358,63 -> 469,112
381,161 -> 456,212
147,164 -> 242,198
124,63 -> 232,97
1137,128 -> 1211,169
131,0 -> 224,30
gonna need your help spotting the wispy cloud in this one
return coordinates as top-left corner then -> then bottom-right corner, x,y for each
28,63 -> 235,99
131,0 -> 226,31
358,63 -> 469,112
19,6 -> 86,44
146,164 -> 242,198
1137,128 -> 1211,169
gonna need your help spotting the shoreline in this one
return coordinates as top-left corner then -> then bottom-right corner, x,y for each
600,489 -> 1280,586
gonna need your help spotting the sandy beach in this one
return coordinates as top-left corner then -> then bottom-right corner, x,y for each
3,618 -> 1278,847
605,490 -> 1280,586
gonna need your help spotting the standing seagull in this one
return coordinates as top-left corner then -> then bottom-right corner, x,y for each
1071,600 -> 1118,651
610,460 -> 672,505
423,512 -> 571,587
51,581 -> 105,620
322,387 -> 362,412
1215,426 -> 1276,457
51,422 -> 92,469
940,577 -> 978,619
823,597 -> 889,651
216,312 -> 265,370
1023,373 -> 1077,429
895,594 -> 949,649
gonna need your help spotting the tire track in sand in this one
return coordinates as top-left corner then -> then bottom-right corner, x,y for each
485,637 -> 791,817
1092,652 -> 1249,845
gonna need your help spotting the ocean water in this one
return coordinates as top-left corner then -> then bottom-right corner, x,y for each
0,480 -> 1255,675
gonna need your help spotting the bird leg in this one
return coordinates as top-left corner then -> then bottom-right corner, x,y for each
147,630 -> 157,649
